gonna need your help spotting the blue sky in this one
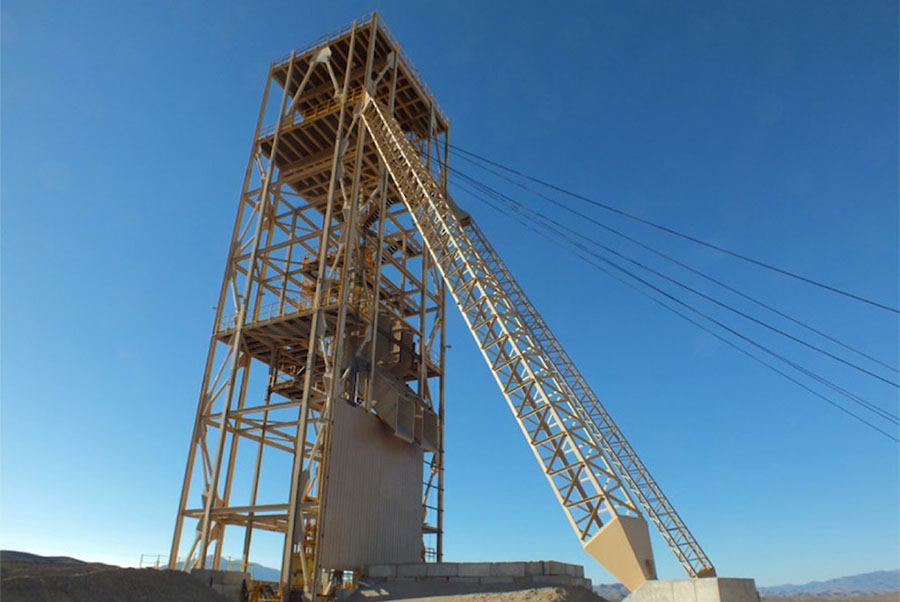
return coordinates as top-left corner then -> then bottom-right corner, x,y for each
2,0 -> 897,588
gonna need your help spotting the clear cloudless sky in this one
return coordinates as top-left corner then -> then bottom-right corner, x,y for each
2,0 -> 898,588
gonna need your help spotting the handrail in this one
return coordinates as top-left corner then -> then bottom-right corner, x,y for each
270,13 -> 447,128
218,295 -> 314,332
272,13 -> 375,66
259,86 -> 365,139
376,19 -> 448,126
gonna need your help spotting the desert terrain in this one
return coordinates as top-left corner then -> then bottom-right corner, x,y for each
3,551 -> 897,602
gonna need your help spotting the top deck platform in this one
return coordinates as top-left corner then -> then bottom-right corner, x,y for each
264,13 -> 447,144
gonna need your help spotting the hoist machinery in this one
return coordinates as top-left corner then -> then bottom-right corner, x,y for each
169,13 -> 716,602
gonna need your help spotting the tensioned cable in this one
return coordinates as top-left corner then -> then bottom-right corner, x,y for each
450,165 -> 899,389
450,180 -> 899,443
452,172 -> 898,424
453,174 -> 898,425
450,144 -> 900,315
452,151 -> 898,375
450,174 -> 899,426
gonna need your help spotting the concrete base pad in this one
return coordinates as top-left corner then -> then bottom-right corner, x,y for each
624,578 -> 758,602
362,561 -> 592,589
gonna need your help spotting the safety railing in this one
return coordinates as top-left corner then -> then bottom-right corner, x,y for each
218,295 -> 314,332
139,554 -> 165,569
377,19 -> 448,126
270,12 -> 447,128
259,85 -> 365,139
424,345 -> 441,367
272,13 -> 375,67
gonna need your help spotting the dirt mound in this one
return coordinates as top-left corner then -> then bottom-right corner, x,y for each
0,550 -> 228,602
348,581 -> 609,602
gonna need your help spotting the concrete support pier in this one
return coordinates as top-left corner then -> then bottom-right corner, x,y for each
624,578 -> 759,602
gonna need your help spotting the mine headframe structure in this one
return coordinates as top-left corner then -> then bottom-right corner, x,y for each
170,13 -> 449,598
170,12 -> 714,602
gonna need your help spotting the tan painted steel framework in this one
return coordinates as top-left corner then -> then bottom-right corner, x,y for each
170,13 -> 714,601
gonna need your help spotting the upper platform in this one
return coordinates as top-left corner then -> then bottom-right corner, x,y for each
263,13 -> 446,144
256,13 -> 448,206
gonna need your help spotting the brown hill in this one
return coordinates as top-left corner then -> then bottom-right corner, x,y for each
0,551 -> 228,602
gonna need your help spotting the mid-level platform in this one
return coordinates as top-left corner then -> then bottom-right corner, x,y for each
215,304 -> 442,386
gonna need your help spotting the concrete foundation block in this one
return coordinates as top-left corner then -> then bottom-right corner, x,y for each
190,568 -> 249,594
358,560 -> 592,596
190,569 -> 214,586
545,561 -> 568,576
532,575 -> 572,585
704,578 -> 730,596
480,576 -> 515,584
673,579 -> 698,602
625,578 -> 759,602
491,562 -> 526,577
396,564 -> 428,577
224,571 -> 250,584
426,563 -> 459,577
525,561 -> 545,576
220,584 -> 245,599
367,565 -> 396,578
458,563 -> 492,577
717,578 -> 759,602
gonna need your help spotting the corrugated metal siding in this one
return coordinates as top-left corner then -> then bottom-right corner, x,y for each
320,399 -> 423,569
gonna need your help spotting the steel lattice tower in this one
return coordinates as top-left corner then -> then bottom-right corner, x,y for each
170,13 -> 449,599
171,13 -> 716,602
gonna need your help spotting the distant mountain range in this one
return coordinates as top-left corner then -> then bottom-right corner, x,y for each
592,582 -> 630,601
593,570 -> 899,600
758,570 -> 899,597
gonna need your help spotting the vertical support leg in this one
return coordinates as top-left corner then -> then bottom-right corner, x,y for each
436,280 -> 446,561
310,111 -> 369,601
241,355 -> 278,571
281,24 -> 360,602
198,51 -> 298,567
169,69 -> 273,570
214,353 -> 252,569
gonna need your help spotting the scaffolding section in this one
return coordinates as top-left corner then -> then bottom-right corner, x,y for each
169,14 -> 449,601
